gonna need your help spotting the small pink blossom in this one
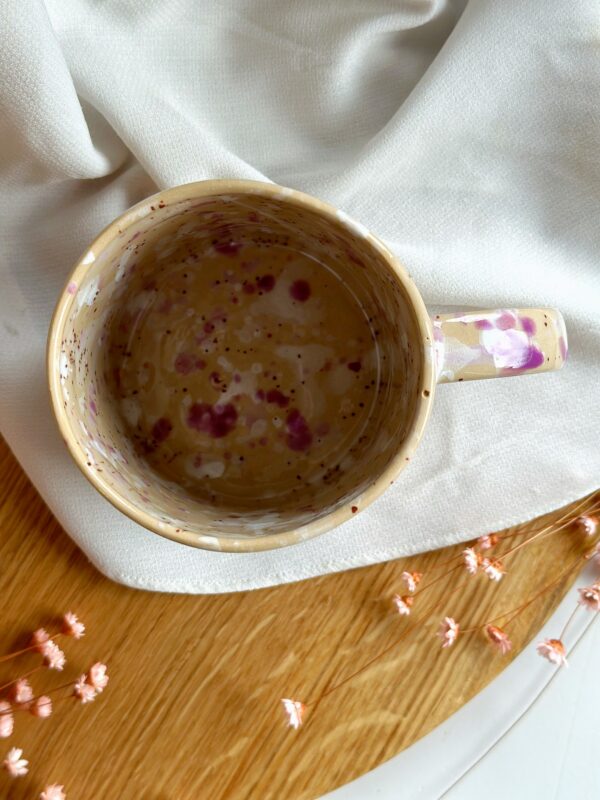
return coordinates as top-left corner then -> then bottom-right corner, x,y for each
482,558 -> 504,582
575,515 -> 598,537
87,662 -> 108,693
485,625 -> 512,655
401,571 -> 422,594
478,534 -> 498,551
438,617 -> 460,648
62,612 -> 85,639
40,784 -> 66,800
74,675 -> 96,704
30,696 -> 52,719
0,702 -> 14,739
42,640 -> 66,671
281,698 -> 305,729
537,638 -> 568,667
578,584 -> 600,612
393,594 -> 413,616
10,678 -> 33,705
31,628 -> 50,651
463,547 -> 480,575
3,747 -> 28,777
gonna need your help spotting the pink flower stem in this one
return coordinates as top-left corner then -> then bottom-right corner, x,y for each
414,561 -> 465,594
307,578 -> 470,705
0,632 -> 66,664
0,665 -> 43,693
460,556 -> 583,634
498,501 -> 600,562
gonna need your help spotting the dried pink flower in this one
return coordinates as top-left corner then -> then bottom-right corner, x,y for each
87,662 -> 108,693
74,675 -> 96,704
0,702 -> 14,739
31,628 -> 50,651
401,571 -> 422,594
485,625 -> 512,655
10,678 -> 33,705
478,533 -> 498,551
41,640 -> 66,671
62,612 -> 85,639
575,515 -> 598,537
578,585 -> 600,612
3,747 -> 28,777
40,784 -> 66,800
537,638 -> 568,667
438,617 -> 460,648
463,547 -> 480,575
393,594 -> 413,616
281,698 -> 305,729
482,558 -> 504,582
30,696 -> 52,719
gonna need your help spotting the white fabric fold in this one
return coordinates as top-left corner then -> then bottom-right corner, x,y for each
1,0 -> 599,593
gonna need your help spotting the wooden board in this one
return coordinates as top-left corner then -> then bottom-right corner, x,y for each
0,435 -> 597,799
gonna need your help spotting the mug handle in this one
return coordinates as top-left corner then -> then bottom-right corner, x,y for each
431,308 -> 568,384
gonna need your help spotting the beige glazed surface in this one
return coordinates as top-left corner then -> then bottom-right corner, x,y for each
48,181 -> 435,551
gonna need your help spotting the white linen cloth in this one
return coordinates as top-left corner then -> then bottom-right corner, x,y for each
1,0 -> 599,593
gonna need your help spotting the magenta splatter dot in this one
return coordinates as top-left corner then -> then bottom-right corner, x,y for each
521,316 -> 536,335
242,283 -> 256,294
496,312 -> 516,331
266,388 -> 290,408
195,358 -> 206,370
474,319 -> 493,330
214,241 -> 243,257
89,400 -> 97,416
520,346 -> 545,370
233,373 -> 242,383
285,409 -> 313,452
187,403 -> 238,438
67,281 -> 77,295
203,321 -> 215,333
255,389 -> 265,401
209,371 -> 222,385
257,274 -> 275,292
152,417 -> 173,443
290,279 -> 311,302
347,361 -> 361,372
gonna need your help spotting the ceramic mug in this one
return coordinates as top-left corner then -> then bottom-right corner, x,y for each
48,180 -> 567,552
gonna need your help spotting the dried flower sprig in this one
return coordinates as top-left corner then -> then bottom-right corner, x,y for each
280,498 -> 600,728
0,613 -> 108,796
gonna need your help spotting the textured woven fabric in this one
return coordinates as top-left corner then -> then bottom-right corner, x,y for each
1,0 -> 599,593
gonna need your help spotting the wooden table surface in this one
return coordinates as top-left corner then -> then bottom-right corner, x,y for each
0,436 -> 597,799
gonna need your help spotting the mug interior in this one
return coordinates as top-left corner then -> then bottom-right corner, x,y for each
50,184 -> 427,549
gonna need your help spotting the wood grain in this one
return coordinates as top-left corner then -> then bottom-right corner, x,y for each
0,435 -> 597,800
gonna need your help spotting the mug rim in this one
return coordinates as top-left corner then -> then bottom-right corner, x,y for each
47,179 -> 436,552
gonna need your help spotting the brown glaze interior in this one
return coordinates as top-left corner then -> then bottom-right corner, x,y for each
56,190 -> 422,540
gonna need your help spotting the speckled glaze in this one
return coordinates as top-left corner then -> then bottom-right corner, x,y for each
47,180 -> 566,552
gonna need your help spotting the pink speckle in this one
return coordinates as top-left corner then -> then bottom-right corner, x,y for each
67,282 -> 77,295
233,373 -> 242,383
290,279 -> 311,302
521,316 -> 536,335
347,361 -> 361,372
152,417 -> 172,443
559,336 -> 568,362
496,312 -> 516,331
257,274 -> 276,292
474,319 -> 493,330
204,321 -> 215,333
89,400 -> 97,416
255,389 -> 265,401
214,241 -> 243,257
196,358 -> 206,370
187,402 -> 238,438
243,283 -> 256,294
266,389 -> 290,408
520,346 -> 545,369
175,353 -> 195,375
286,409 -> 313,451
210,371 -> 222,386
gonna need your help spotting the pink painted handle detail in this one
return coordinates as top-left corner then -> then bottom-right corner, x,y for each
432,308 -> 568,384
